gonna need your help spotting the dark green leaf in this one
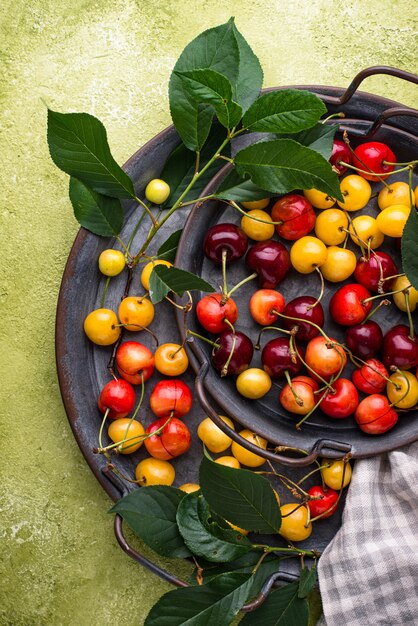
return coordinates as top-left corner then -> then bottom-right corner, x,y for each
156,230 -> 182,262
243,90 -> 326,134
109,486 -> 191,558
402,207 -> 418,290
68,177 -> 123,236
177,494 -> 252,562
234,138 -> 342,201
298,563 -> 317,599
240,582 -> 309,626
144,573 -> 253,626
215,168 -> 275,202
199,455 -> 281,534
47,109 -> 134,198
148,265 -> 215,304
231,22 -> 263,113
175,69 -> 242,130
193,552 -> 279,585
288,123 -> 338,159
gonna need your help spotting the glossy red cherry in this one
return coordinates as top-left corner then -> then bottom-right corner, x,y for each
282,296 -> 325,341
354,251 -> 398,293
329,139 -> 352,175
97,379 -> 136,419
345,321 -> 383,360
203,223 -> 248,264
382,325 -> 418,370
149,380 -> 193,418
246,240 -> 291,288
352,359 -> 388,394
261,337 -> 304,379
279,375 -> 318,415
355,394 -> 398,434
249,289 -> 285,325
329,283 -> 372,326
196,293 -> 238,334
307,485 -> 339,518
116,341 -> 155,384
144,416 -> 191,460
271,194 -> 316,241
320,378 -> 358,419
352,142 -> 396,181
211,330 -> 254,376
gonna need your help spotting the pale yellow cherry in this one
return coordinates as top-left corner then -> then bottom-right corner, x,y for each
392,276 -> 418,312
241,209 -> 275,241
315,208 -> 348,245
320,247 -> 356,282
215,456 -> 241,469
241,198 -> 270,210
376,204 -> 410,238
141,260 -> 173,290
197,415 -> 235,453
349,215 -> 384,250
378,181 -> 412,210
231,430 -> 267,467
303,188 -> 336,209
178,483 -> 200,493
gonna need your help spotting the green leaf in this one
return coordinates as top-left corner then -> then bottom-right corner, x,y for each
199,455 -> 281,534
193,552 -> 279,585
109,486 -> 191,558
144,573 -> 253,626
148,265 -> 215,304
288,123 -> 338,159
215,168 -> 275,203
47,109 -> 134,199
231,22 -> 263,113
176,494 -> 252,562
156,230 -> 182,262
298,563 -> 317,599
234,138 -> 342,200
240,582 -> 309,626
243,90 -> 326,134
68,177 -> 123,236
402,207 -> 418,290
175,69 -> 242,130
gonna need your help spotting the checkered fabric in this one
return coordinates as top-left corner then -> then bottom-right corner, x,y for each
318,441 -> 418,626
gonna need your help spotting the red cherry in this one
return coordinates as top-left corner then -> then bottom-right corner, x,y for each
203,223 -> 248,264
246,240 -> 291,288
307,485 -> 339,518
354,252 -> 398,293
196,293 -> 238,334
249,289 -> 285,325
345,321 -> 383,360
355,394 -> 398,434
261,337 -> 304,379
279,375 -> 319,415
352,359 -> 389,395
271,194 -> 316,240
320,378 -> 358,419
329,139 -> 352,175
149,380 -> 193,418
305,336 -> 347,381
97,379 -> 136,419
352,142 -> 396,181
116,341 -> 155,384
382,325 -> 418,371
144,416 -> 191,460
282,296 -> 325,341
329,283 -> 372,326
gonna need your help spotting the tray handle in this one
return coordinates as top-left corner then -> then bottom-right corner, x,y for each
195,360 -> 351,467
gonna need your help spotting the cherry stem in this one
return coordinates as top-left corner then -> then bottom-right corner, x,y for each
297,464 -> 331,485
187,329 -> 220,349
221,319 -> 236,376
338,161 -> 395,185
101,276 -> 111,308
114,323 -> 159,346
222,249 -> 228,297
284,369 -> 304,407
404,291 -> 415,338
307,267 -> 325,310
361,298 -> 390,323
260,465 -> 310,498
341,131 -> 390,189
226,272 -> 257,299
362,284 -> 413,305
98,408 -> 110,459
295,392 -> 326,430
134,195 -> 158,227
321,112 -> 345,123
98,410 -> 175,455
228,200 -> 282,225
341,217 -> 367,257
255,324 -> 293,350
383,159 -> 418,167
251,544 -> 319,558
344,345 -> 399,389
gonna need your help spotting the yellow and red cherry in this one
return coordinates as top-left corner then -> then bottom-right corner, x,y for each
279,375 -> 318,415
290,236 -> 327,274
241,209 -> 275,241
355,394 -> 398,434
241,198 -> 270,210
376,204 -> 410,238
349,215 -> 384,250
279,504 -> 312,541
320,378 -> 359,419
141,260 -> 173,291
321,459 -> 352,489
314,208 -> 348,246
329,283 -> 372,326
352,141 -> 396,180
305,336 -> 347,381
320,247 -> 356,283
378,181 -> 412,210
282,296 -> 324,341
215,456 -> 241,468
118,296 -> 155,331
236,368 -> 272,399
144,416 -> 191,460
352,358 -> 388,395
145,178 -> 170,204
337,175 -> 371,211
211,330 -> 254,376
307,485 -> 338,519
203,223 -> 248,264
249,289 -> 285,325
261,337 -> 304,379
98,249 -> 126,276
382,325 -> 418,371
246,240 -> 291,288
108,418 -> 145,454
84,308 -> 121,346
135,458 -> 175,486
149,380 -> 193,418
329,139 -> 352,175
98,379 -> 136,419
354,251 -> 398,293
115,341 -> 155,384
155,343 -> 189,376
345,321 -> 383,360
387,370 -> 418,409
271,194 -> 316,240
303,188 -> 335,209
392,276 -> 418,312
231,430 -> 267,467
196,293 -> 238,334
197,415 -> 234,453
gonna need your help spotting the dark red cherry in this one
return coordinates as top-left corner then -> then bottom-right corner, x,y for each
203,223 -> 248,264
211,330 -> 254,376
345,321 -> 383,360
246,240 -> 290,288
329,139 -> 352,175
271,194 -> 316,240
261,337 -> 304,379
329,283 -> 372,326
354,252 -> 398,293
382,324 -> 418,370
282,296 -> 324,341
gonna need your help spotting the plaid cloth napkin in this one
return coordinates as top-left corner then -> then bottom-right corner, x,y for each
318,441 -> 418,625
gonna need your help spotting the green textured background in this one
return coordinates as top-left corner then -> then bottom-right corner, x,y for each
1,1 -> 417,624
